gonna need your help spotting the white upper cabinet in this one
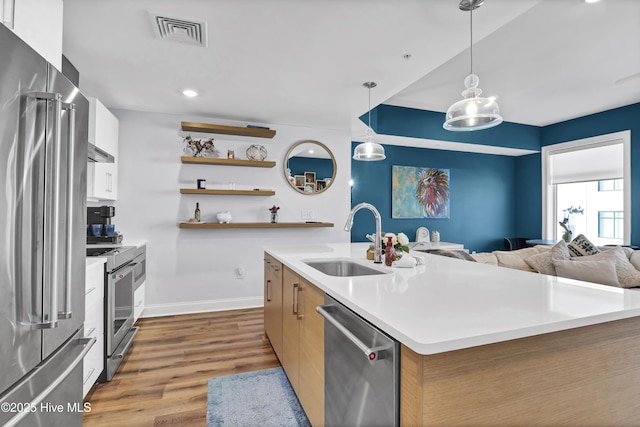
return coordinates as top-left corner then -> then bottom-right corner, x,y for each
87,97 -> 119,201
5,0 -> 63,70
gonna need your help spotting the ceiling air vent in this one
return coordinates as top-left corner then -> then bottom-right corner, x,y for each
149,12 -> 208,47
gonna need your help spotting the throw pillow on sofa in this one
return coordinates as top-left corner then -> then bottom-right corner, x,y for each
553,258 -> 619,287
493,247 -> 541,272
525,240 -> 571,276
573,246 -> 640,288
568,234 -> 600,257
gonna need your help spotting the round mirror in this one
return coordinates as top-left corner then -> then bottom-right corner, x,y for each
284,140 -> 336,195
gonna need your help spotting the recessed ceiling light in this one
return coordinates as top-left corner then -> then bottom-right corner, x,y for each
182,89 -> 198,97
584,0 -> 601,3
309,149 -> 314,154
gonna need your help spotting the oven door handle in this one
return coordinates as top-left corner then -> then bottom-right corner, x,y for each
113,262 -> 136,279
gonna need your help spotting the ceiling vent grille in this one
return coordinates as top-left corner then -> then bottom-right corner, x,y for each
149,12 -> 207,47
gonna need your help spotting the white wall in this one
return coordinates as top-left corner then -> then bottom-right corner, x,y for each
111,109 -> 351,316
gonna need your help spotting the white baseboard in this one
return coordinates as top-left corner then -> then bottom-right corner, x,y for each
141,297 -> 263,318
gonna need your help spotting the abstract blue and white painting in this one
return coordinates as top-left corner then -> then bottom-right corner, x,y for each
392,165 -> 450,218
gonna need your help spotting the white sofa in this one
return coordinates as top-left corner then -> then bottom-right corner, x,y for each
450,236 -> 640,289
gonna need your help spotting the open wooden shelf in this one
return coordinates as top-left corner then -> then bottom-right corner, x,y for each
181,122 -> 276,139
180,188 -> 275,196
180,156 -> 276,168
179,222 -> 334,229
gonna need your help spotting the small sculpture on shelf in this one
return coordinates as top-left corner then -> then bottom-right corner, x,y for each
182,135 -> 216,157
216,211 -> 232,224
269,205 -> 280,223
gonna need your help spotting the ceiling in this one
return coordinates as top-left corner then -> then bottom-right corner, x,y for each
62,0 -> 640,145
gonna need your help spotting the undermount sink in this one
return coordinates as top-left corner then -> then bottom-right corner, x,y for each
304,258 -> 389,277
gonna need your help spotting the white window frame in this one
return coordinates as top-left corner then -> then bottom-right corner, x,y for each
541,130 -> 631,243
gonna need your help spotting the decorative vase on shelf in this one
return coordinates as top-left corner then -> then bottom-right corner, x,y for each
385,236 -> 395,267
271,212 -> 278,223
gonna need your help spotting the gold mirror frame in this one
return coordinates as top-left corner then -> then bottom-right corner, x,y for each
283,140 -> 337,195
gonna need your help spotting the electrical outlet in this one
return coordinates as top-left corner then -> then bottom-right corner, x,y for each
235,267 -> 245,279
301,210 -> 314,221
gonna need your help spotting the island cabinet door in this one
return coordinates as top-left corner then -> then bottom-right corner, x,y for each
298,278 -> 325,427
263,254 -> 283,359
281,266 -> 301,392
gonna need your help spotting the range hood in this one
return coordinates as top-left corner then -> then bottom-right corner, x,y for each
88,143 -> 115,163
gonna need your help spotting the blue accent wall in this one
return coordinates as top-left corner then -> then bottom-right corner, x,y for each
351,102 -> 640,250
368,105 -> 542,152
351,143 -> 519,253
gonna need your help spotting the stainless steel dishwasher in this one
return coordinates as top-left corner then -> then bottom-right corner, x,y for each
316,294 -> 400,427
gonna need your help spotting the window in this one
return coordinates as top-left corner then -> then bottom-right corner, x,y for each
598,179 -> 623,191
542,130 -> 630,246
599,211 -> 623,239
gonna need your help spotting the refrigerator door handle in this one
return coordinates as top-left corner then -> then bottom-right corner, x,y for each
1,337 -> 95,427
58,102 -> 75,319
27,91 -> 62,329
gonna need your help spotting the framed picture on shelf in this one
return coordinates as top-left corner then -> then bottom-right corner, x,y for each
304,182 -> 316,193
316,180 -> 327,191
295,175 -> 305,187
304,171 -> 316,183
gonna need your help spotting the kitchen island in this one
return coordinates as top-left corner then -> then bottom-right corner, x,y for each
264,242 -> 640,426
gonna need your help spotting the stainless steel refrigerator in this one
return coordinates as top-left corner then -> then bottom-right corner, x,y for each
0,23 -> 94,426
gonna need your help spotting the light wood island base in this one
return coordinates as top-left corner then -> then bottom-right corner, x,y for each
401,316 -> 640,426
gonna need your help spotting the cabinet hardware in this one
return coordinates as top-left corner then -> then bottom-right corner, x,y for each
266,279 -> 271,302
293,283 -> 299,315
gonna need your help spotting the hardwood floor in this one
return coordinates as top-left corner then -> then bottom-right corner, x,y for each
83,308 -> 280,426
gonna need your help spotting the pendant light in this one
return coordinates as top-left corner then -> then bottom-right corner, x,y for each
353,82 -> 386,161
443,0 -> 503,131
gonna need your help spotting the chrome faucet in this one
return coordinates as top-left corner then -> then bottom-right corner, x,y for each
344,202 -> 383,263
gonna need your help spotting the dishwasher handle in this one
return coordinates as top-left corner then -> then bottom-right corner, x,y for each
316,304 -> 389,362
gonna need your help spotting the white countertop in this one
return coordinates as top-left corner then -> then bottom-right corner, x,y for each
264,242 -> 640,355
409,241 -> 465,251
86,239 -> 147,249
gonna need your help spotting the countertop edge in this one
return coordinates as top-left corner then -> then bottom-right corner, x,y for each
264,243 -> 640,355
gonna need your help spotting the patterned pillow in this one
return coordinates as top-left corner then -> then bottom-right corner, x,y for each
568,234 -> 600,257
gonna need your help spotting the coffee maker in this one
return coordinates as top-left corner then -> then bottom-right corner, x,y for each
87,205 -> 123,244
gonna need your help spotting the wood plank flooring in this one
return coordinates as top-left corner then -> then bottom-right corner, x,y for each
83,308 -> 279,426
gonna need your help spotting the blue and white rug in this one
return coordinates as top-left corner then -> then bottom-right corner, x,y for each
207,367 -> 311,427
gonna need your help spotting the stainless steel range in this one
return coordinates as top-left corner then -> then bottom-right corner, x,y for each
86,245 -> 141,381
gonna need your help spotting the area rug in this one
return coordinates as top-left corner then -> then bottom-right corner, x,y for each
207,367 -> 311,427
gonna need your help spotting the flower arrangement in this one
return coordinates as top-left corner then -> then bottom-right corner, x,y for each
268,205 -> 280,214
268,205 -> 280,223
382,232 -> 410,259
559,205 -> 584,242
182,135 -> 215,157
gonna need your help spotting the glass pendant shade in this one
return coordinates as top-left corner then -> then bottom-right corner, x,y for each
444,74 -> 502,131
444,0 -> 503,132
353,129 -> 386,160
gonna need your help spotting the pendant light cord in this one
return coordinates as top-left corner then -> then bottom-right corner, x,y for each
368,86 -> 372,129
470,7 -> 473,75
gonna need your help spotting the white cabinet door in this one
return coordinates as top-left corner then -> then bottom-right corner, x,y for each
84,261 -> 105,398
89,97 -> 119,154
134,282 -> 146,323
87,98 -> 119,201
8,0 -> 63,70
